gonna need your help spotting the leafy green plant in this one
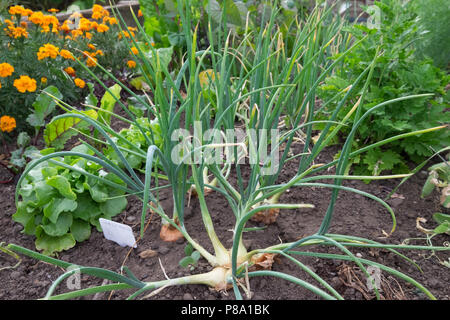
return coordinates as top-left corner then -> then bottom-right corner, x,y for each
26,86 -> 63,143
413,0 -> 450,69
12,144 -> 128,255
104,117 -> 163,170
421,158 -> 450,209
6,0 -> 450,300
8,131 -> 40,173
316,0 -> 450,177
179,243 -> 201,270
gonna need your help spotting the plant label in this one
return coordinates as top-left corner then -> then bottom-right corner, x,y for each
99,218 -> 137,248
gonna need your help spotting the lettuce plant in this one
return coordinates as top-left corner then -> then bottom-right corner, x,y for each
12,145 -> 128,255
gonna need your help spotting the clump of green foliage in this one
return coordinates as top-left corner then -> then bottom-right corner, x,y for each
317,0 -> 450,177
12,144 -> 128,255
413,0 -> 450,69
104,116 -> 163,170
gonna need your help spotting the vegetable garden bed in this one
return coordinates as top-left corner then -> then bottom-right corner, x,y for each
0,0 -> 449,301
0,129 -> 449,300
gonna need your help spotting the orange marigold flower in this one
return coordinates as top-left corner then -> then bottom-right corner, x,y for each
86,56 -> 98,67
107,17 -> 118,25
127,60 -> 136,68
118,30 -> 134,39
88,44 -> 96,50
92,4 -> 109,20
41,77 -> 47,84
92,4 -> 104,13
29,11 -> 44,25
91,11 -> 103,20
95,50 -> 104,56
85,32 -> 93,39
0,63 -> 14,78
8,26 -> 28,38
61,21 -> 71,32
8,5 -> 25,16
74,78 -> 86,89
64,67 -> 76,76
20,21 -> 28,28
60,49 -> 74,60
23,9 -> 33,17
48,8 -> 59,13
13,75 -> 37,93
71,29 -> 83,38
43,15 -> 59,28
79,18 -> 92,32
130,47 -> 139,55
138,9 -> 143,17
37,43 -> 60,60
0,115 -> 16,133
96,23 -> 109,33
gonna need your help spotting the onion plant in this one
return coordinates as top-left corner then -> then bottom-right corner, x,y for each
6,1 -> 449,300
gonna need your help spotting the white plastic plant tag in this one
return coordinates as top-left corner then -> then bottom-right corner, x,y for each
99,218 -> 137,248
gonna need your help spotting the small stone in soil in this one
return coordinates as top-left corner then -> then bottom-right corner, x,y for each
330,277 -> 342,288
344,288 -> 355,296
388,198 -> 404,208
126,216 -> 136,222
10,271 -> 21,279
158,246 -> 170,255
139,249 -> 158,259
183,293 -> 194,300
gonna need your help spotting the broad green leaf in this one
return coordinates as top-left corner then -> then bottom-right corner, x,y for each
70,219 -> 91,242
12,202 -> 36,235
85,82 -> 98,107
35,233 -> 76,256
72,192 -> 101,221
433,213 -> 450,225
421,174 -> 436,198
147,47 -> 173,72
207,0 -> 244,26
42,167 -> 58,179
184,243 -> 194,256
40,212 -> 73,237
17,132 -> 31,148
99,196 -> 128,218
87,182 -> 109,203
433,221 -> 450,235
26,86 -> 63,128
71,144 -> 95,156
34,180 -> 57,206
99,84 -> 122,126
46,176 -> 77,200
43,198 -> 77,224
179,256 -> 196,268
43,109 -> 98,150
130,77 -> 151,91
90,216 -> 102,232
191,250 -> 201,261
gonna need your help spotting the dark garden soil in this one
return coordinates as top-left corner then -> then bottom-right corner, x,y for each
0,83 -> 448,300
0,137 -> 449,300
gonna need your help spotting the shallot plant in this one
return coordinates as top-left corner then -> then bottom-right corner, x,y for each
5,1 -> 449,300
